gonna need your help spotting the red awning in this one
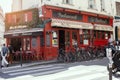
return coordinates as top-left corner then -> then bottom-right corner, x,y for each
51,19 -> 93,29
94,24 -> 113,31
4,28 -> 43,35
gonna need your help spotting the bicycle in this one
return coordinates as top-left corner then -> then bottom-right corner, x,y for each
57,48 -> 69,63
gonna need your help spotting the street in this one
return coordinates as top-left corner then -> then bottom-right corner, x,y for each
0,58 -> 120,80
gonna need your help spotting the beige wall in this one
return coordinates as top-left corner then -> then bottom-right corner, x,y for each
12,0 -> 41,11
12,0 -> 114,16
118,27 -> 120,40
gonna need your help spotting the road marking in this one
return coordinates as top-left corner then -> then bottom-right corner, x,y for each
70,73 -> 106,80
3,65 -> 54,73
9,66 -> 63,76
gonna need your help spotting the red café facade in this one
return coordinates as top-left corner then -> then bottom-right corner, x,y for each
4,5 -> 113,61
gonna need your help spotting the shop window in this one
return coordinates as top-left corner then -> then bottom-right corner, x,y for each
80,35 -> 83,44
72,31 -> 77,46
83,30 -> 89,39
23,38 -> 30,51
65,31 -> 70,46
46,32 -> 51,47
83,30 -> 89,45
52,31 -> 58,47
105,33 -> 108,39
40,33 -> 44,47
93,30 -> 96,38
97,31 -> 101,39
26,38 -> 30,50
23,38 -> 26,50
105,32 -> 110,39
101,31 -> 105,39
32,37 -> 37,47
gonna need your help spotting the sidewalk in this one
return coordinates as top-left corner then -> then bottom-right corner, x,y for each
0,59 -> 58,69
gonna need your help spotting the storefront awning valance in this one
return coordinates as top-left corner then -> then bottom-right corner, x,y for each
51,19 -> 93,29
94,24 -> 113,31
4,28 -> 43,37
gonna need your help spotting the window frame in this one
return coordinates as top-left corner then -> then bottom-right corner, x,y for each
88,0 -> 96,9
63,0 -> 73,5
100,0 -> 105,11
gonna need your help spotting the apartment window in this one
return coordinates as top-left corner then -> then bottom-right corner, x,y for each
101,0 -> 105,11
88,0 -> 96,9
25,13 -> 28,22
63,0 -> 72,4
116,2 -> 120,16
13,15 -> 16,23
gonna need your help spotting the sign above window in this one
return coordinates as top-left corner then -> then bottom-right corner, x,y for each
52,11 -> 82,20
88,16 -> 109,24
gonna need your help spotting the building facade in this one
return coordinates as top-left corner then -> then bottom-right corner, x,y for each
0,6 -> 5,47
5,5 -> 113,61
4,0 -> 114,61
113,0 -> 120,41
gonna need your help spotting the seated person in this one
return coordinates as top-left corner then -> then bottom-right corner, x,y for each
112,51 -> 120,68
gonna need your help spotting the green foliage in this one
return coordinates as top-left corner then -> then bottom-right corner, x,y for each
5,8 -> 42,30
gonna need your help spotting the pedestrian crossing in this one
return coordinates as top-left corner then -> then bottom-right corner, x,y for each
1,64 -> 66,77
1,61 -> 120,80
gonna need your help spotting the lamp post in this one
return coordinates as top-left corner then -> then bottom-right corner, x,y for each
20,47 -> 22,67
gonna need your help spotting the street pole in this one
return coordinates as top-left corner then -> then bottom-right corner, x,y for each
20,48 -> 22,67
106,48 -> 112,80
109,63 -> 112,80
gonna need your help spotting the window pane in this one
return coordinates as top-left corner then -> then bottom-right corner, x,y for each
80,35 -> 83,44
32,37 -> 37,47
98,31 -> 101,39
40,33 -> 44,47
26,38 -> 30,50
23,38 -> 26,50
83,30 -> 89,45
65,31 -> 70,46
46,33 -> 50,47
72,31 -> 77,46
52,31 -> 58,47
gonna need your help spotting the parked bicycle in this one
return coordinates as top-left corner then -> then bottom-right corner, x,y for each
57,48 -> 69,63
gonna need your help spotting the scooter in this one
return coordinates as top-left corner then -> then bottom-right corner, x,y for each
107,50 -> 120,74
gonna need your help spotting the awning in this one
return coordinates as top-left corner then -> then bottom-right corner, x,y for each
4,28 -> 43,37
51,19 -> 93,29
94,24 -> 113,31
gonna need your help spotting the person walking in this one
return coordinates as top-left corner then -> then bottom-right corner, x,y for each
8,45 -> 14,64
1,44 -> 9,68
